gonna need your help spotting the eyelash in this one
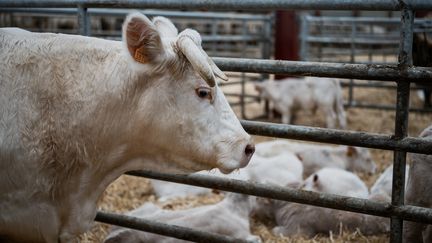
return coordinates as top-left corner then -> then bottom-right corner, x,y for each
196,87 -> 213,101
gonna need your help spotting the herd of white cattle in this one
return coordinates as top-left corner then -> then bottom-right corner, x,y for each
105,129 -> 432,243
0,11 -> 431,243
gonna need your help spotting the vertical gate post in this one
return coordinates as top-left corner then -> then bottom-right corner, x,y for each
390,6 -> 414,243
77,4 -> 90,36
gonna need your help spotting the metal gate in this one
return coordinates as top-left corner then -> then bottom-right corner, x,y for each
1,1 -> 432,243
299,14 -> 432,112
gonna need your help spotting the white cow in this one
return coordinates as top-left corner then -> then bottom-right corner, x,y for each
0,13 -> 254,243
403,125 -> 432,243
256,140 -> 376,176
254,77 -> 346,128
370,164 -> 410,198
104,193 -> 261,243
302,168 -> 369,198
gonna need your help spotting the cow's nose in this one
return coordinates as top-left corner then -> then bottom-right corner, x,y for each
245,143 -> 255,158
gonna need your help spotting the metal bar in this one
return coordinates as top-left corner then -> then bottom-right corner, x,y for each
77,5 -> 89,36
229,100 -> 257,107
340,82 -> 397,88
391,83 -> 410,243
224,93 -> 260,99
305,36 -> 400,45
390,6 -> 414,243
202,35 -> 266,42
348,20 -> 356,107
212,57 -> 432,82
0,8 -> 273,20
239,120 -> 432,155
304,15 -> 431,24
343,103 -> 432,113
1,0 -> 432,11
240,19 -> 247,119
299,14 -> 308,61
126,170 -> 432,224
340,81 -> 426,90
260,11 -> 273,80
95,211 -> 250,243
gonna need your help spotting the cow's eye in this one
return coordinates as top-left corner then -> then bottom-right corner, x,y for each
196,87 -> 212,100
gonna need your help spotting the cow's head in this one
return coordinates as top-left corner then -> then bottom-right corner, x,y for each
122,13 -> 254,174
345,146 -> 376,175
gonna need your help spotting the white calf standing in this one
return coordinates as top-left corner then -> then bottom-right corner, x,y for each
254,77 -> 346,128
104,193 -> 261,243
302,168 -> 369,198
403,125 -> 432,243
256,140 -> 376,176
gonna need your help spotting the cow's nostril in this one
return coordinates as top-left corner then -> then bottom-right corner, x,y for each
245,144 -> 255,157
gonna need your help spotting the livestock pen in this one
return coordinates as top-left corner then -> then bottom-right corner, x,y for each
299,14 -> 432,112
1,1 -> 432,243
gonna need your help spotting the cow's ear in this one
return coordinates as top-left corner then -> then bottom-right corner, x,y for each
254,83 -> 264,92
153,16 -> 178,38
346,146 -> 357,157
123,12 -> 164,64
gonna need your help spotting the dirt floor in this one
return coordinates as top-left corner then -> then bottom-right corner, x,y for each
80,77 -> 431,243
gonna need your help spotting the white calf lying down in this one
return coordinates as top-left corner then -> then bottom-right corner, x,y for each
256,140 -> 376,176
246,152 -> 303,186
253,183 -> 389,238
254,77 -> 346,128
370,164 -> 410,198
403,125 -> 432,243
271,202 -> 389,238
104,193 -> 261,243
151,152 -> 303,201
150,169 -> 249,201
303,168 -> 369,198
0,13 -> 254,243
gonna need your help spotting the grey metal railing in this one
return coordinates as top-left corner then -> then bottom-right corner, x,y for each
1,0 -> 432,11
1,1 -> 432,243
299,14 -> 432,112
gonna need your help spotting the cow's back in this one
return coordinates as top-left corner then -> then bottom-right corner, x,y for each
0,28 -> 126,242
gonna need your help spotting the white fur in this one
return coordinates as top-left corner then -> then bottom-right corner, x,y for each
403,125 -> 432,243
271,202 -> 389,238
151,152 -> 303,202
0,13 -> 253,243
303,168 -> 369,198
150,169 -> 249,202
104,193 -> 261,243
256,140 -> 376,176
252,183 -> 388,238
255,77 -> 346,128
370,164 -> 410,198
245,152 -> 303,186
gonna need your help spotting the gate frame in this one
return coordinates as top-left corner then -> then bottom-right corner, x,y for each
1,1 -> 432,243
